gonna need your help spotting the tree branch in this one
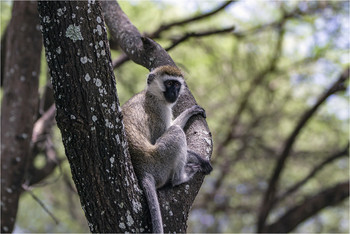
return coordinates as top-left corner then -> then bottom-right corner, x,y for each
101,1 -> 175,70
165,26 -> 235,51
112,1 -> 323,70
22,184 -> 60,225
234,4 -> 322,39
111,1 -> 235,69
27,102 -> 61,187
147,1 -> 235,39
257,67 -> 350,232
264,181 -> 349,233
112,26 -> 234,69
277,143 -> 349,202
32,104 -> 56,144
113,0 -> 320,70
112,54 -> 129,69
27,138 -> 63,187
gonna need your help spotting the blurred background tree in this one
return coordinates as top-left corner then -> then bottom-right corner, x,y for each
1,0 -> 348,233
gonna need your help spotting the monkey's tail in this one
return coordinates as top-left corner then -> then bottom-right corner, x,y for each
141,175 -> 164,234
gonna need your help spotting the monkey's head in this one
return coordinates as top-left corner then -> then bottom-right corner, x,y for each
146,65 -> 185,104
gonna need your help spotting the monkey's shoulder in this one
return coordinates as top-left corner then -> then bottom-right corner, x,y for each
122,91 -> 153,138
123,90 -> 169,125
122,91 -> 145,112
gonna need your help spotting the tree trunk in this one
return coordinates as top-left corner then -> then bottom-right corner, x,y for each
0,2 -> 42,232
38,1 -> 149,232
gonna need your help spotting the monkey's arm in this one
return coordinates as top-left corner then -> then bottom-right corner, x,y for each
172,105 -> 206,129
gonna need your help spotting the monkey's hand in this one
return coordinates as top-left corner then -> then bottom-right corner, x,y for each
173,105 -> 206,128
188,105 -> 206,118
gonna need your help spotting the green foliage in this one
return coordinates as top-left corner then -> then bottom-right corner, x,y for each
0,1 -> 11,34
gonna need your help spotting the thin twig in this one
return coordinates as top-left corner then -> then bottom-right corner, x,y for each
148,1 -> 236,38
166,26 -> 235,51
22,184 -> 60,225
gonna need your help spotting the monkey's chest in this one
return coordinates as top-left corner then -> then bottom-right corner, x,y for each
147,119 -> 169,145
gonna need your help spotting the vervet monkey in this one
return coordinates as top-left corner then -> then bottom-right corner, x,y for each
122,65 -> 212,233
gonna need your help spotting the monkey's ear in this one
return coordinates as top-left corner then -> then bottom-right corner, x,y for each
147,74 -> 155,84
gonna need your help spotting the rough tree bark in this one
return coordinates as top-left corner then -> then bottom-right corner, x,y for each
38,1 -> 151,232
0,2 -> 42,232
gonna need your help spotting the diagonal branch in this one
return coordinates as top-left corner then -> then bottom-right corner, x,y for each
112,26 -> 234,69
277,143 -> 349,202
165,26 -> 235,51
28,102 -> 60,187
265,181 -> 349,233
257,67 -> 350,232
22,184 -> 60,225
109,1 -> 235,50
112,0 -> 324,70
32,104 -> 56,144
102,1 -> 175,70
112,54 -> 129,69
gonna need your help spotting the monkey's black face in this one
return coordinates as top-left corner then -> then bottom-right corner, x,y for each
163,79 -> 181,103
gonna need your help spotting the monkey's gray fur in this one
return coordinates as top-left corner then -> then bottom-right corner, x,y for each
122,65 -> 212,233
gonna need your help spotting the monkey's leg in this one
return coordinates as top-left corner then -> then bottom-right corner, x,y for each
140,174 -> 164,233
154,125 -> 189,187
172,150 -> 213,186
172,105 -> 206,129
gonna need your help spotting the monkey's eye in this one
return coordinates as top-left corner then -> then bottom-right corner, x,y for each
165,80 -> 173,87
